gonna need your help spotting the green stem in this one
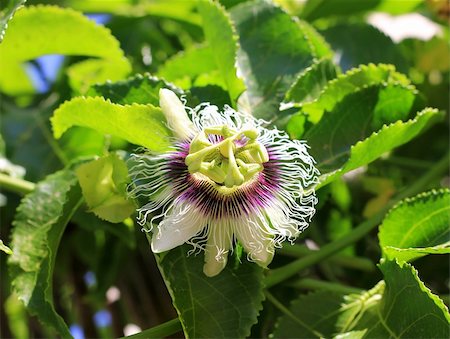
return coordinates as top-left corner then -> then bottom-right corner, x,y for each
289,278 -> 363,295
0,173 -> 35,195
279,245 -> 375,272
121,318 -> 182,339
266,153 -> 449,288
383,155 -> 434,169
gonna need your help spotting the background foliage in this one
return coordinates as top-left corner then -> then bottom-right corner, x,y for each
1,0 -> 449,338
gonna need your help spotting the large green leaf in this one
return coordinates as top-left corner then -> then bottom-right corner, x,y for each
304,84 -> 417,173
284,58 -> 338,106
88,73 -> 183,106
8,169 -> 83,337
321,23 -> 408,73
316,107 -> 441,187
272,290 -> 346,338
51,96 -> 172,152
0,5 -> 130,95
198,0 -> 245,105
288,63 -> 412,125
379,189 -> 450,262
61,0 -> 201,25
300,0 -> 380,21
157,45 -> 217,89
271,260 -> 450,338
0,0 -> 26,42
230,0 -> 331,119
360,260 -> 450,338
156,244 -> 265,338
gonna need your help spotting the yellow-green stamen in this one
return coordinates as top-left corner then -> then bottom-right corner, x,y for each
185,125 -> 269,188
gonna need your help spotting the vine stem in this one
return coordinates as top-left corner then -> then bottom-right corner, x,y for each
279,245 -> 375,272
0,173 -> 35,195
265,152 -> 450,288
121,318 -> 182,339
289,278 -> 363,294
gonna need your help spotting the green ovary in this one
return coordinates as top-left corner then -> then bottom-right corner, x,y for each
185,125 -> 269,188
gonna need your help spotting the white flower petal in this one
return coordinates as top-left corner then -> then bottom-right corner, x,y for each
159,88 -> 195,140
151,204 -> 205,253
203,221 -> 233,277
234,217 -> 274,267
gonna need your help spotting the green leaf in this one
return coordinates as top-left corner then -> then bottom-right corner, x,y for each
51,96 -> 172,152
0,239 -> 13,254
316,107 -> 441,187
76,154 -> 135,223
321,23 -> 408,73
157,45 -> 217,89
300,0 -> 380,21
8,169 -> 83,337
156,244 -> 265,338
272,290 -> 347,338
375,0 -> 423,15
271,260 -> 450,338
1,103 -> 61,181
88,73 -> 183,105
284,58 -> 338,105
230,0 -> 331,119
361,260 -> 450,338
65,0 -> 202,26
5,293 -> 29,339
305,84 -> 417,173
0,5 -> 131,95
379,189 -> 450,262
198,0 -> 245,104
0,0 -> 26,42
289,63 -> 412,125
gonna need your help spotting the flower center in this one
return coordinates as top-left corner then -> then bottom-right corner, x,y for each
185,125 -> 269,189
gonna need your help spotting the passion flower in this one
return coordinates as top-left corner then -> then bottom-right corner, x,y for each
129,89 -> 319,277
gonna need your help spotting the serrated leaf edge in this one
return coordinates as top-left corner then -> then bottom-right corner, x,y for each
7,5 -> 126,60
387,260 -> 450,322
317,107 -> 440,187
51,96 -> 160,139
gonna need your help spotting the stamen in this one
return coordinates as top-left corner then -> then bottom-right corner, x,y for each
185,125 -> 268,188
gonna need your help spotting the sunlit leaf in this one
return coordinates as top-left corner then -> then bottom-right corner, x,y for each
289,63 -> 412,125
0,5 -> 130,95
157,45 -> 217,89
8,169 -> 82,337
379,189 -> 450,262
156,244 -> 265,338
51,96 -> 171,152
63,0 -> 201,25
0,0 -> 26,42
